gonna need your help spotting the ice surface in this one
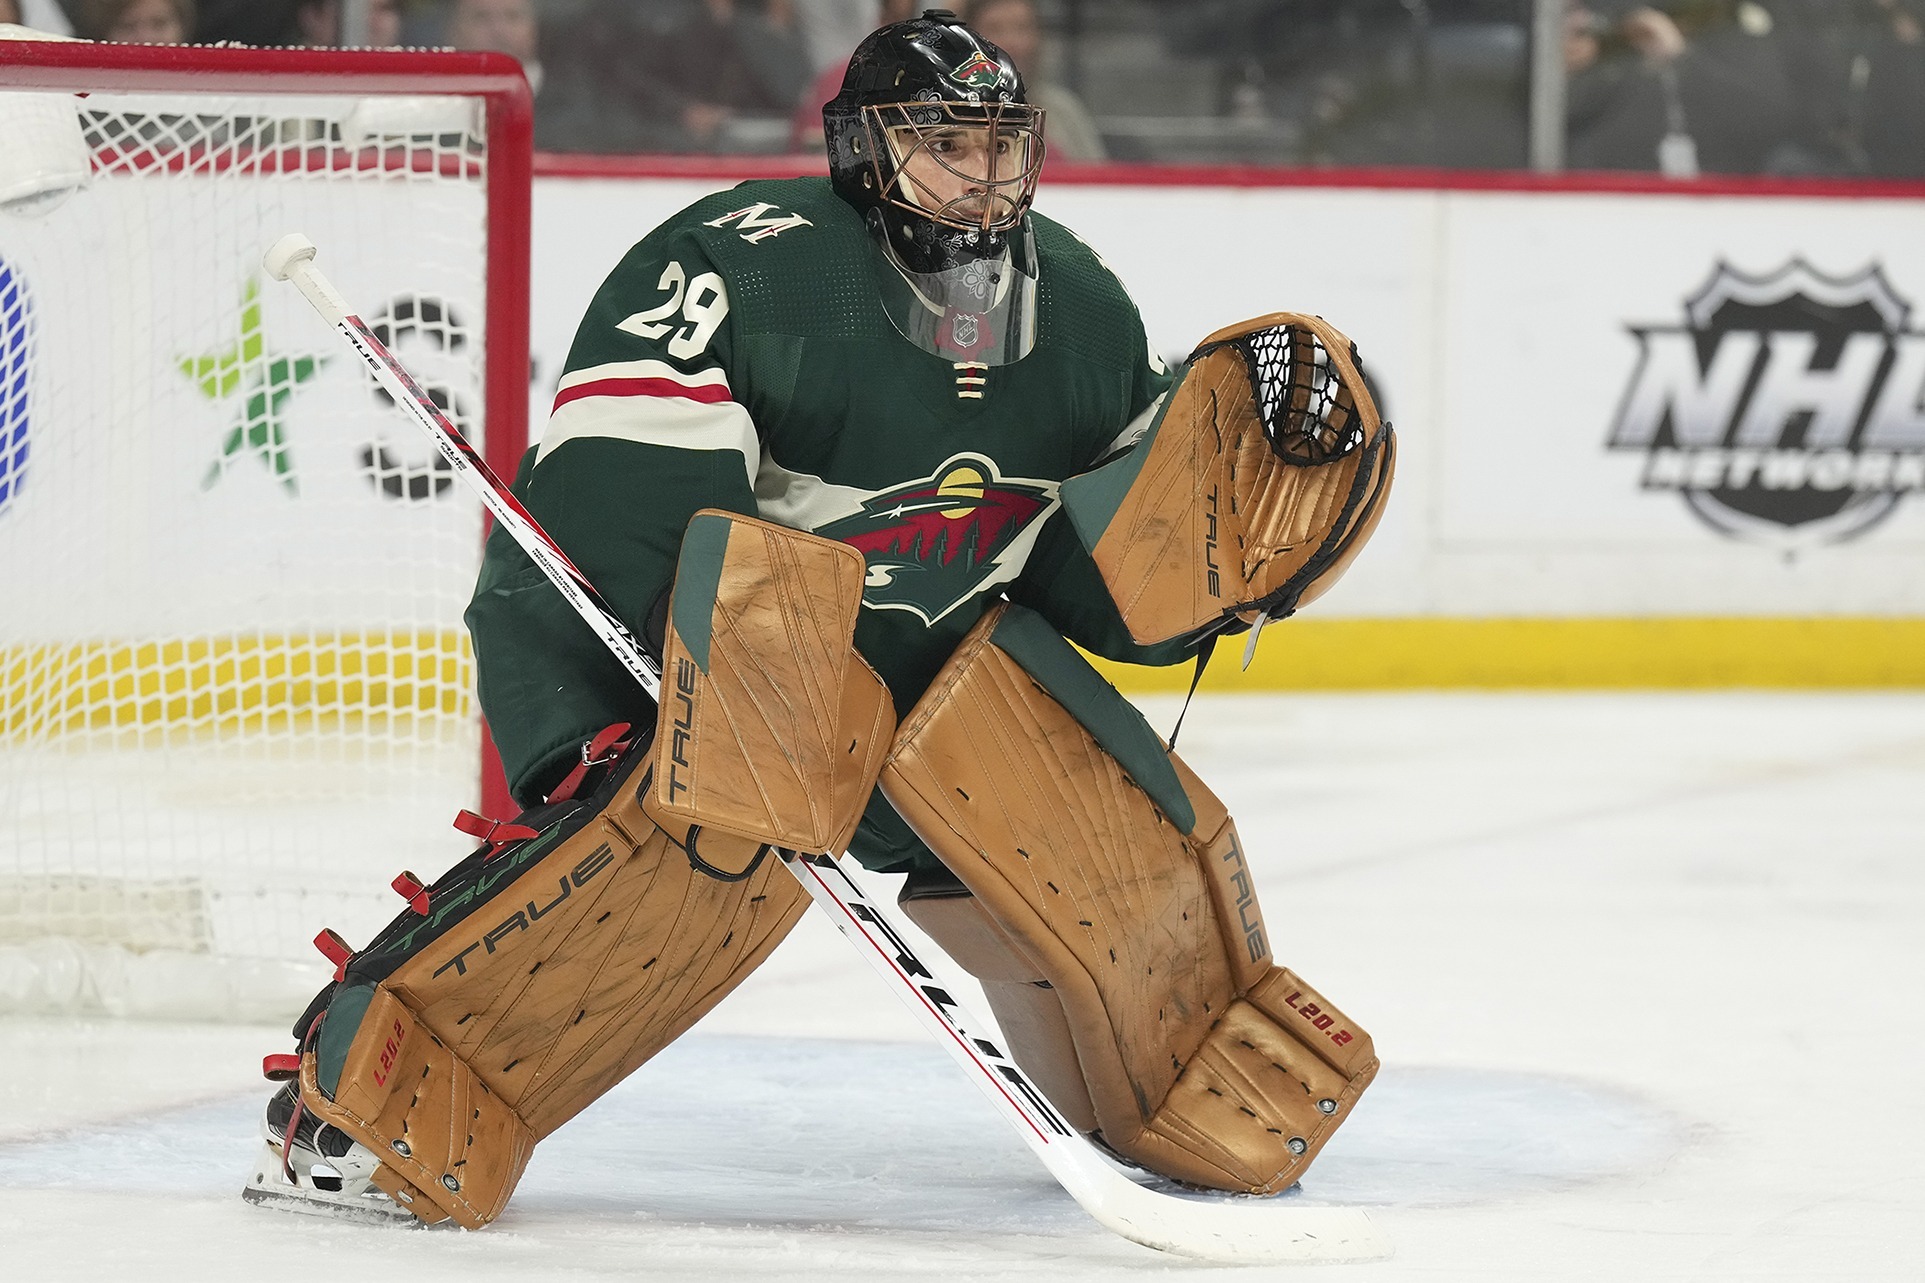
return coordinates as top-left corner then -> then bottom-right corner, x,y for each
2,692 -> 1922,1281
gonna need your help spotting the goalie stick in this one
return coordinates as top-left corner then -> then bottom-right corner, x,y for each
264,233 -> 1388,1265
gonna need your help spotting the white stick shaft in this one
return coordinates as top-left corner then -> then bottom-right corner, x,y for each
265,235 -> 660,698
266,234 -> 1384,1265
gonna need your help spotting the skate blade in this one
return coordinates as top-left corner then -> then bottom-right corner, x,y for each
241,1180 -> 426,1227
242,1145 -> 423,1228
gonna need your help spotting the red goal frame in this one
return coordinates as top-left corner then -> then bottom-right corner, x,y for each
0,39 -> 533,816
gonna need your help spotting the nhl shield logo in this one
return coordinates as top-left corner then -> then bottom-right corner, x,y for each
1607,260 -> 1925,549
815,452 -> 1057,624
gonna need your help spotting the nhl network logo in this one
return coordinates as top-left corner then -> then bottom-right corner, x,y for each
1607,260 -> 1925,549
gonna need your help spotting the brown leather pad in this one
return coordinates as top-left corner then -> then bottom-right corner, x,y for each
299,747 -> 808,1226
299,989 -> 533,1228
1061,313 -> 1396,645
881,604 -> 1377,1193
651,509 -> 895,856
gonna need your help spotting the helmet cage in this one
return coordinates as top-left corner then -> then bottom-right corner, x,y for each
857,99 -> 1045,239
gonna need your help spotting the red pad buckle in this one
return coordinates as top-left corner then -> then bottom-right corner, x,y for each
391,871 -> 430,915
262,1053 -> 301,1082
452,808 -> 539,852
313,928 -> 352,981
544,722 -> 634,804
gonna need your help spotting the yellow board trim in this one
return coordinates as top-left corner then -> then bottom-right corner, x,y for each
3,631 -> 474,742
10,618 -> 1919,745
1088,618 -> 1925,692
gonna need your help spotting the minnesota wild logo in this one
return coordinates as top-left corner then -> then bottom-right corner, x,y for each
948,51 -> 1006,93
815,452 -> 1057,624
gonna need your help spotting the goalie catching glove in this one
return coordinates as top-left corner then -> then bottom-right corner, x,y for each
1062,312 -> 1396,645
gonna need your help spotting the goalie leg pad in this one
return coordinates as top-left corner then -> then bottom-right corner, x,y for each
881,603 -> 1378,1194
295,741 -> 809,1227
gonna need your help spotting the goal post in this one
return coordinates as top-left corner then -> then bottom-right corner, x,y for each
0,39 -> 531,1019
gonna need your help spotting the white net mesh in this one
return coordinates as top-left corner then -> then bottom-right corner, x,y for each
0,80 -> 505,1018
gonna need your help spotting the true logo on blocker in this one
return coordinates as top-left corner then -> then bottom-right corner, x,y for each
1607,260 -> 1925,550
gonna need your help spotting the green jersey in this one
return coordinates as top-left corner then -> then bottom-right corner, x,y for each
468,177 -> 1191,871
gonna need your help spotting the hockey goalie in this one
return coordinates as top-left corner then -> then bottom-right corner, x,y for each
243,9 -> 1393,1231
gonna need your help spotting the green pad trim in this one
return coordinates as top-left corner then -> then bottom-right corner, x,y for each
1059,371 -> 1182,557
989,604 -> 1196,835
673,513 -> 734,674
316,982 -> 376,1099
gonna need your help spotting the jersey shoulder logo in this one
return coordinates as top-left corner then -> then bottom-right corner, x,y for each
702,202 -> 814,244
813,452 -> 1058,625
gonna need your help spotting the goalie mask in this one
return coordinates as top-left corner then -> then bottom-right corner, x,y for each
825,9 -> 1046,366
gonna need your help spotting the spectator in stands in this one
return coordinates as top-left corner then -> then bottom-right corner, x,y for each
792,0 -> 877,74
195,0 -> 400,46
9,0 -> 76,31
1565,1 -> 1796,175
1776,0 -> 1925,177
292,0 -> 403,46
73,0 -> 193,42
23,0 -> 70,34
965,0 -> 1107,161
789,0 -> 914,151
553,0 -> 809,154
1843,0 -> 1925,176
444,0 -> 535,66
438,0 -> 641,153
665,0 -> 814,151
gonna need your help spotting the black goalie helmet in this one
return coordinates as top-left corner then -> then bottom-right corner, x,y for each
824,9 -> 1047,365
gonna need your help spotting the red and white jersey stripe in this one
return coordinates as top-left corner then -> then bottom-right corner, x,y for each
537,359 -> 758,481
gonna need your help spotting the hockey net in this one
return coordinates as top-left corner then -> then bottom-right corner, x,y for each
0,39 -> 531,1019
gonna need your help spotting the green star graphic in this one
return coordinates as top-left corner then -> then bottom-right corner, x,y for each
182,279 -> 327,494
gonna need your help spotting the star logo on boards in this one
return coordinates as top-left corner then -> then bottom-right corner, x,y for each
181,279 -> 327,494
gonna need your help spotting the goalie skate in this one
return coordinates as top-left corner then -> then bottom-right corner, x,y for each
241,1082 -> 418,1227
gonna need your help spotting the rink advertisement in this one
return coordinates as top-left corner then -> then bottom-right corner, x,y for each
527,171 -> 1925,685
1606,260 -> 1925,551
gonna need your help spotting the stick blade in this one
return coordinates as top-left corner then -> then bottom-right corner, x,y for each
1056,1144 -> 1390,1263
